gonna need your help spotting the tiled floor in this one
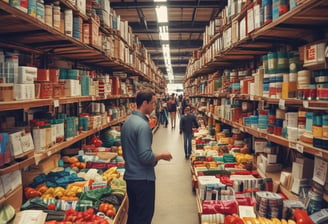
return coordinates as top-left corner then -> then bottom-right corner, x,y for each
151,122 -> 199,224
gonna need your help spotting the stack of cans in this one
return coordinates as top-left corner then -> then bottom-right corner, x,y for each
255,191 -> 283,218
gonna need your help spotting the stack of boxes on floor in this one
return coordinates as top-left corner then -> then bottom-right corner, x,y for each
190,127 -> 258,223
190,121 -> 325,223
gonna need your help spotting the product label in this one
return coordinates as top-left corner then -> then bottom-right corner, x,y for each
306,45 -> 316,61
279,99 -> 285,110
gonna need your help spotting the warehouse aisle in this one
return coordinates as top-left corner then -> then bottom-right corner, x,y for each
151,123 -> 199,224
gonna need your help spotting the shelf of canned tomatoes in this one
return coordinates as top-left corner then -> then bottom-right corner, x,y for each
189,127 -> 327,224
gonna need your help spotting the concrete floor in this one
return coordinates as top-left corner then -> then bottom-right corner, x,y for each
151,121 -> 199,224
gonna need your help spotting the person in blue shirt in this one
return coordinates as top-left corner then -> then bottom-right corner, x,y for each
180,106 -> 199,159
121,89 -> 173,224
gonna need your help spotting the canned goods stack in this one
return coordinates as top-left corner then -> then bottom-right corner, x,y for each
64,9 -> 73,37
73,16 -> 82,40
314,69 -> 328,100
255,191 -> 284,219
44,4 -> 53,27
312,114 -> 328,150
263,55 -> 270,97
268,107 -> 276,134
284,51 -> 300,98
298,110 -> 306,140
262,0 -> 272,24
305,189 -> 323,215
297,70 -> 312,100
53,5 -> 61,31
273,108 -> 285,136
285,112 -> 298,141
263,51 -> 289,99
272,0 -> 289,20
230,70 -> 240,94
36,0 -> 44,22
258,110 -> 269,131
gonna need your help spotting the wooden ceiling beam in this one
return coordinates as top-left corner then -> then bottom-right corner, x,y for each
152,56 -> 191,60
147,48 -> 196,54
129,21 -> 208,33
142,40 -> 203,48
111,1 -> 227,9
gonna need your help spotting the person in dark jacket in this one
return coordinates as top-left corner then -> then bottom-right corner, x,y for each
179,106 -> 199,159
181,97 -> 190,115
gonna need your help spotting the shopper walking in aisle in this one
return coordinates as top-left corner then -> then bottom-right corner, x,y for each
181,97 -> 190,115
159,98 -> 169,128
121,89 -> 173,224
177,94 -> 183,118
180,106 -> 199,159
167,93 -> 178,128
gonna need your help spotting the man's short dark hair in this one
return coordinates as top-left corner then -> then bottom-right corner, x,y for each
184,106 -> 190,112
136,89 -> 155,108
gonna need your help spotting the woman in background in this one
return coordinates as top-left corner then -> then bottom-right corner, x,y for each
167,94 -> 177,128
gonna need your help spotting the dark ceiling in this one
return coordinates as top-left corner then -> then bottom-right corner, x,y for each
110,0 -> 227,84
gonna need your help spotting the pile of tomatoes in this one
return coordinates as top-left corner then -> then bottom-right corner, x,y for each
98,202 -> 117,217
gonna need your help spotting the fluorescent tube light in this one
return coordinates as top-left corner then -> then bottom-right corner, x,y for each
155,5 -> 168,23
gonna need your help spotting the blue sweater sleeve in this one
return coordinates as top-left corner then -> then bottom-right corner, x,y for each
136,124 -> 156,166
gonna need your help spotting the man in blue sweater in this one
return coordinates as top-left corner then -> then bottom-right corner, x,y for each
121,89 -> 172,224
180,106 -> 199,159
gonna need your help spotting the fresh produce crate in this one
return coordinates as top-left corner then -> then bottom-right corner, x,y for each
113,195 -> 128,224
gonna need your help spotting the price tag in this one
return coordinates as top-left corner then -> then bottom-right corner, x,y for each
279,99 -> 285,110
289,141 -> 297,149
34,154 -> 42,165
47,151 -> 52,157
54,100 -> 59,108
303,101 -> 309,108
296,143 -> 304,153
250,95 -> 254,101
315,151 -> 323,158
240,127 -> 245,132
313,157 -> 327,185
215,92 -> 219,97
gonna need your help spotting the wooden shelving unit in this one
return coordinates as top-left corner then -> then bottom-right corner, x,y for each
0,116 -> 127,176
185,0 -> 328,80
0,1 -> 162,83
0,1 -> 166,222
185,1 -> 328,208
0,95 -> 135,112
211,114 -> 328,160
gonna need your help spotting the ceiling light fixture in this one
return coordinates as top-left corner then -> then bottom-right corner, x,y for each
154,0 -> 174,82
159,25 -> 169,41
155,5 -> 168,23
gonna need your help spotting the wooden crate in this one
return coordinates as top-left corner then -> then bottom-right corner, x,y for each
113,195 -> 128,224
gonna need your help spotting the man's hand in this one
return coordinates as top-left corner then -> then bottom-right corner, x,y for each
156,152 -> 173,161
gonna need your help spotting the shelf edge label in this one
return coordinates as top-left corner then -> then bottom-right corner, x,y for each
54,100 -> 59,108
279,99 -> 286,110
296,143 -> 304,153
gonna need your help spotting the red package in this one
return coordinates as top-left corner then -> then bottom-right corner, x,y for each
202,200 -> 238,215
235,196 -> 256,206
